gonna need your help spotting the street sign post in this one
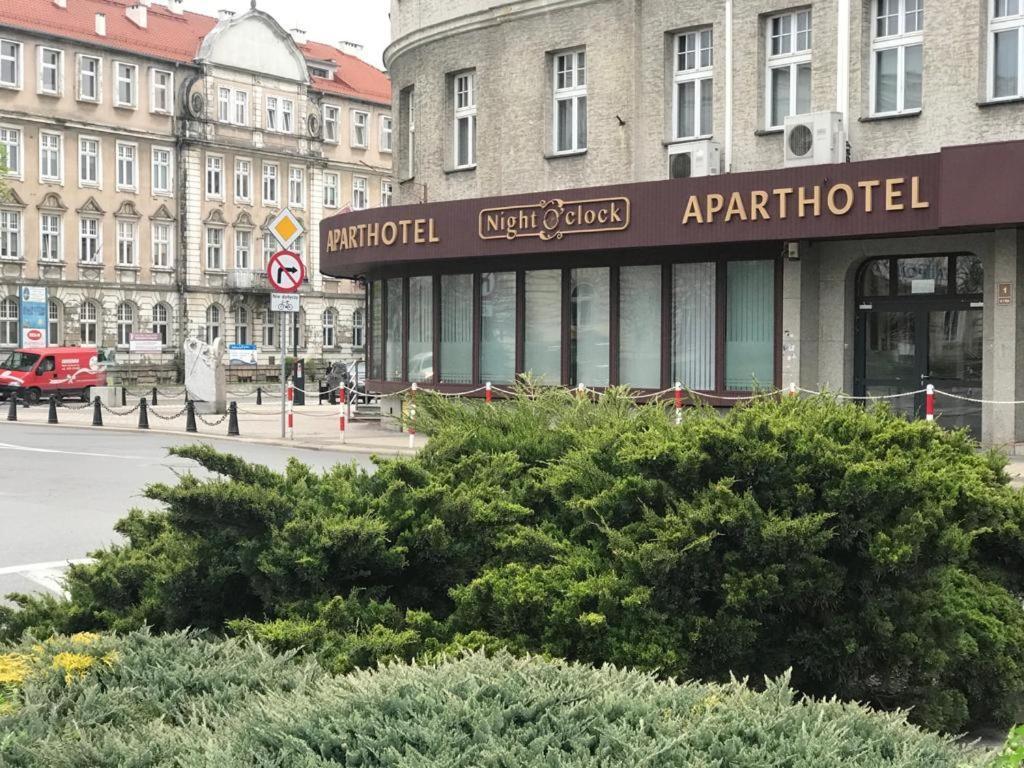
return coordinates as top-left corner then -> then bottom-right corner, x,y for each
267,210 -> 306,439
266,250 -> 305,293
268,208 -> 304,250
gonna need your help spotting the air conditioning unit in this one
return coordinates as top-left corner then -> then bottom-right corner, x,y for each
783,111 -> 845,167
667,140 -> 721,179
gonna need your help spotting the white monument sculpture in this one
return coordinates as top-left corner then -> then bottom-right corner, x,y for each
184,337 -> 226,414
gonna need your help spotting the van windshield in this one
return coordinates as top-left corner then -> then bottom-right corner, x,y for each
0,352 -> 41,372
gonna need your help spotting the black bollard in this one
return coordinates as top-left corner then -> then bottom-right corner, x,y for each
227,401 -> 240,436
120,387 -> 127,406
185,400 -> 197,433
151,386 -> 158,407
47,396 -> 58,424
256,386 -> 262,405
7,396 -> 16,422
92,396 -> 103,427
138,398 -> 149,430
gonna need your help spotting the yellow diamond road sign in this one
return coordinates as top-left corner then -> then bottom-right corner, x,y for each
270,208 -> 304,249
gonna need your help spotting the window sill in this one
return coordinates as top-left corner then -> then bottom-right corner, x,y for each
444,164 -> 477,175
0,257 -> 25,263
662,135 -> 716,146
0,83 -> 21,91
115,265 -> 141,271
76,97 -> 100,105
116,187 -> 139,194
78,261 -> 103,267
38,90 -> 60,98
859,110 -> 921,123
544,149 -> 587,160
978,96 -> 1024,108
380,149 -> 393,155
113,104 -> 138,111
39,260 -> 66,266
753,127 -> 784,136
151,266 -> 175,272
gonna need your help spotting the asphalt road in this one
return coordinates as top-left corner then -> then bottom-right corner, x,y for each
0,423 -> 377,599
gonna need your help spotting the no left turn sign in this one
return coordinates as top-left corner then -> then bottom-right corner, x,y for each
267,250 -> 305,293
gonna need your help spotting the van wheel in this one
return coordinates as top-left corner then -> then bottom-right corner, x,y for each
25,388 -> 41,404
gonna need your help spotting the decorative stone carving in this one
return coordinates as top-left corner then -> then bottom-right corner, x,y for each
184,336 -> 226,413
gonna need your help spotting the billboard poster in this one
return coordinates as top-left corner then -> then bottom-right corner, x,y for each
228,344 -> 258,365
129,332 -> 163,354
20,286 -> 47,348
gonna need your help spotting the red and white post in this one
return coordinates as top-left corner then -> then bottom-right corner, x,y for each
485,381 -> 492,404
408,382 -> 417,449
286,378 -> 294,439
338,384 -> 346,444
925,383 -> 935,422
674,382 -> 683,426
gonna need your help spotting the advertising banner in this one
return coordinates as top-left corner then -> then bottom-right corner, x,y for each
129,332 -> 163,354
20,286 -> 47,348
228,344 -> 258,365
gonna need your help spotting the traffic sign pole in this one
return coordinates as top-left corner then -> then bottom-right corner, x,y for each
280,311 -> 287,439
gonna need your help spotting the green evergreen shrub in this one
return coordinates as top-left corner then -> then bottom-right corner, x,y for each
2,392 -> 1023,732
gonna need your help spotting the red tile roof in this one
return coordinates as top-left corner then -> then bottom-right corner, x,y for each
0,0 -> 390,105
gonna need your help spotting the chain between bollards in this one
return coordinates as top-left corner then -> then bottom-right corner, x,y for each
151,386 -> 158,407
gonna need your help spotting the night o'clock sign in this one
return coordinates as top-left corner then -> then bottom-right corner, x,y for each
267,250 -> 305,293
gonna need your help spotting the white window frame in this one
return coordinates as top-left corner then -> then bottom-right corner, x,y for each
234,157 -> 252,203
48,299 -> 62,345
77,54 -> 101,102
381,179 -> 393,207
205,226 -> 224,271
380,115 -> 393,153
322,308 -> 336,348
870,0 -> 924,117
150,68 -> 173,114
218,87 -> 231,122
151,145 -> 173,196
0,297 -> 18,346
39,130 -> 63,183
324,172 -> 338,208
552,48 -> 587,154
0,125 -> 21,178
0,210 -> 21,260
261,232 -> 275,270
38,46 -> 63,96
206,153 -> 224,200
352,175 -> 368,210
288,165 -> 305,208
0,39 -> 22,90
673,28 -> 714,139
115,141 -> 138,192
234,305 -> 250,345
764,11 -> 812,129
78,136 -> 100,188
234,90 -> 249,126
350,109 -> 369,148
152,221 -> 173,268
265,95 -> 279,131
989,0 -> 1024,100
116,302 -> 134,348
324,105 -> 339,143
116,219 -> 137,267
78,216 -> 101,264
152,303 -> 169,345
262,161 -> 279,205
453,71 -> 477,168
40,213 -> 61,262
281,99 -> 294,133
79,300 -> 99,346
234,229 -> 252,270
114,61 -> 138,108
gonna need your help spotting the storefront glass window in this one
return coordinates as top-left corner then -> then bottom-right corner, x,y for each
408,276 -> 433,382
896,256 -> 948,295
619,265 -> 661,389
570,267 -> 609,387
955,254 -> 984,294
524,270 -> 562,384
726,260 -> 775,390
385,277 -> 404,381
369,281 -> 382,380
480,271 -> 516,383
441,274 -> 473,384
861,260 -> 891,296
672,262 -> 716,390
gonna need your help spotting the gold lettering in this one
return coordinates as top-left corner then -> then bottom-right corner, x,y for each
428,218 -> 440,243
381,221 -> 398,246
798,185 -> 821,218
338,227 -> 349,250
885,177 -> 905,211
486,213 -> 499,234
750,191 -> 770,221
356,224 -> 367,246
858,179 -> 880,213
827,183 -> 855,215
367,222 -> 380,247
910,176 -> 930,209
399,219 -> 412,243
682,195 -> 704,224
706,193 -> 725,222
724,191 -> 748,222
348,226 -> 357,247
414,219 -> 427,244
773,187 -> 794,219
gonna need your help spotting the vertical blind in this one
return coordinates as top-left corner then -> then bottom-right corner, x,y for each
385,278 -> 404,382
619,265 -> 661,388
725,260 -> 774,390
440,274 -> 473,384
369,281 -> 382,380
480,271 -> 516,383
570,267 -> 609,387
672,262 -> 716,390
408,276 -> 433,382
524,270 -> 562,383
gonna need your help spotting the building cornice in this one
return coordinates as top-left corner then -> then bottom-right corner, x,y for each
0,22 -> 197,68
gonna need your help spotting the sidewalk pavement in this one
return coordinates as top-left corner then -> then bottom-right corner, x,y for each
3,394 -> 420,456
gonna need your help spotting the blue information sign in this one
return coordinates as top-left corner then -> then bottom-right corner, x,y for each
19,286 -> 47,348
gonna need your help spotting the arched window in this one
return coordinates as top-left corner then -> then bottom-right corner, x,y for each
205,304 -> 222,345
322,308 -> 336,348
0,297 -> 17,346
291,308 -> 305,350
79,301 -> 99,346
234,305 -> 249,345
47,299 -> 63,346
352,307 -> 365,348
152,303 -> 170,346
116,302 -> 135,347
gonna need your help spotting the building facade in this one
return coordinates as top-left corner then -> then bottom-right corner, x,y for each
0,0 -> 393,369
320,0 -> 1024,447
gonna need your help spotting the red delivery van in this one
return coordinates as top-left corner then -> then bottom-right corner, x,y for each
0,347 -> 107,403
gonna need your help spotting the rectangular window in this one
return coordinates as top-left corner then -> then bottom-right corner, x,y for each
381,179 -> 393,207
235,229 -> 251,269
324,172 -> 338,208
234,90 -> 248,125
369,281 -> 383,378
206,227 -> 223,270
553,49 -> 587,153
991,0 -> 1024,98
352,175 -> 367,209
152,146 -> 172,194
151,69 -> 172,113
440,273 -> 472,384
0,211 -> 20,259
324,105 -> 339,142
116,142 -> 137,190
453,71 -> 477,168
385,277 -> 404,381
265,95 -> 278,131
524,269 -> 561,383
79,137 -> 99,186
480,271 -> 516,383
39,131 -> 61,182
281,99 -> 294,133
289,166 -> 304,207
234,158 -> 251,202
115,62 -> 137,107
672,262 -> 716,390
619,265 -> 662,388
79,217 -> 99,263
77,55 -> 100,101
262,233 -> 275,269
380,115 -> 393,152
725,260 -> 775,391
409,275 -> 433,383
38,47 -> 62,95
0,40 -> 22,88
766,10 -> 812,129
262,162 -> 278,204
401,87 -> 415,178
872,0 -> 923,115
0,127 -> 20,175
570,268 -> 610,387
674,29 -> 714,139
218,87 -> 231,122
152,222 -> 172,267
40,213 -> 61,262
351,110 -> 369,148
206,154 -> 223,198
116,220 -> 137,266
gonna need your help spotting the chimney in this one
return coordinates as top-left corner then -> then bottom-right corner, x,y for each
95,13 -> 106,36
290,28 -> 307,45
167,0 -> 184,15
53,0 -> 67,8
218,9 -> 234,19
338,40 -> 364,55
126,4 -> 148,28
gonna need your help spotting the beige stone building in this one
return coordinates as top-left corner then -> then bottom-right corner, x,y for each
0,0 -> 393,369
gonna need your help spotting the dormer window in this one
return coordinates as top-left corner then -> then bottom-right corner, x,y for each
308,65 -> 329,78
